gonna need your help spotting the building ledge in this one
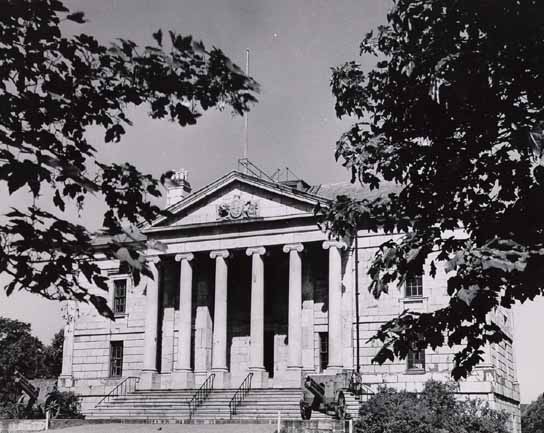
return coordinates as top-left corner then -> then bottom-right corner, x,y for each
405,368 -> 426,375
400,296 -> 427,304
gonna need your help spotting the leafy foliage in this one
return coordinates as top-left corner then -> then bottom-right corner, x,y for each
0,388 -> 81,420
43,330 -> 64,378
0,0 -> 258,318
0,317 -> 45,404
357,381 -> 509,433
521,393 -> 544,433
0,318 -> 67,409
320,0 -> 544,378
44,390 -> 83,419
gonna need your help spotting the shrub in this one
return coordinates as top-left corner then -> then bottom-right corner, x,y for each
522,393 -> 544,433
45,390 -> 83,419
357,381 -> 508,433
0,390 -> 83,420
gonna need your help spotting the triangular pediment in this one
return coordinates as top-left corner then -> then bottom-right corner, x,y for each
149,171 -> 326,229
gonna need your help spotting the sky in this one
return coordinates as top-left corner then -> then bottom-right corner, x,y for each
1,0 -> 543,404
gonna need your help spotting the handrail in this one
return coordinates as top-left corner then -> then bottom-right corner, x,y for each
95,376 -> 140,408
188,373 -> 215,419
348,370 -> 374,396
229,372 -> 253,418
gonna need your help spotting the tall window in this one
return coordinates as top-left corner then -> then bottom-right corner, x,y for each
405,275 -> 423,297
161,258 -> 180,309
319,332 -> 328,371
110,341 -> 123,377
407,349 -> 425,371
113,279 -> 127,314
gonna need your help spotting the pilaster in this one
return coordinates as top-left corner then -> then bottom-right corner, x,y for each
140,256 -> 160,389
58,300 -> 76,389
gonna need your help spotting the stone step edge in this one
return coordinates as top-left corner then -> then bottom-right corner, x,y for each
83,417 -> 347,424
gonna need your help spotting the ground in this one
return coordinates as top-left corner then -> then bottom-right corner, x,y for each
52,423 -> 277,433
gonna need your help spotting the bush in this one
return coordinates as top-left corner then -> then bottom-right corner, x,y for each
0,390 -> 82,420
357,381 -> 508,433
522,393 -> 544,433
45,390 -> 83,419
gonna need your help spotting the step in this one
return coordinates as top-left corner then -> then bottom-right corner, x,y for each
90,386 -> 361,422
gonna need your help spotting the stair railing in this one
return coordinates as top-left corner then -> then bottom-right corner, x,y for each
188,373 -> 215,419
229,372 -> 253,418
94,376 -> 140,408
347,370 -> 374,400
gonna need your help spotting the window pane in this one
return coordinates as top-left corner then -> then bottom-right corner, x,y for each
407,349 -> 425,370
161,258 -> 180,309
113,279 -> 127,314
110,341 -> 123,377
406,275 -> 423,297
319,332 -> 328,371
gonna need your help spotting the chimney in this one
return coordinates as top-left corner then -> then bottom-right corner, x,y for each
165,169 -> 191,207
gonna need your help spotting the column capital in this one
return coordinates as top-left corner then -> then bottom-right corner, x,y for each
175,253 -> 194,262
283,243 -> 304,254
246,246 -> 266,256
322,240 -> 347,250
210,249 -> 229,259
147,256 -> 162,265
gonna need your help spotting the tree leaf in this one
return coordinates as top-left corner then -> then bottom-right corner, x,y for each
152,29 -> 162,47
66,12 -> 86,23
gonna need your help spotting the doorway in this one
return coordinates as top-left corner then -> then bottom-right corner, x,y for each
264,330 -> 275,377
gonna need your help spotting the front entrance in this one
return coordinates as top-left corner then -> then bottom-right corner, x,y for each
264,330 -> 275,377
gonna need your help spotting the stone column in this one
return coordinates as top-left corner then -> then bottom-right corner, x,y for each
284,244 -> 304,367
323,241 -> 346,371
246,246 -> 267,387
210,249 -> 229,387
59,301 -> 76,389
173,253 -> 194,388
283,243 -> 304,387
141,257 -> 160,389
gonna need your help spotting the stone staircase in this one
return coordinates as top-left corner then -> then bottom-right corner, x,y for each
232,388 -> 304,420
87,387 -> 362,421
87,389 -> 193,420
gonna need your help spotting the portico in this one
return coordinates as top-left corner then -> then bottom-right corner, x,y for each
140,237 -> 347,389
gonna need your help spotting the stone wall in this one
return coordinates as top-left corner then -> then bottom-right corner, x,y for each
61,227 -> 520,431
65,260 -> 147,400
0,419 -> 46,433
350,230 -> 521,432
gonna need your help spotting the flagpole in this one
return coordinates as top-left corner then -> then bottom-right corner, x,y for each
243,49 -> 249,164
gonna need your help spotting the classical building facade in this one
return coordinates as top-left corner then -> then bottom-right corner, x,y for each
58,169 -> 520,429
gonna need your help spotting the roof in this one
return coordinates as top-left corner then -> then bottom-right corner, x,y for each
149,170 -> 328,228
91,173 -> 402,246
307,179 -> 402,201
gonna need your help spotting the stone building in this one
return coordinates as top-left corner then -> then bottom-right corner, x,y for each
58,169 -> 520,429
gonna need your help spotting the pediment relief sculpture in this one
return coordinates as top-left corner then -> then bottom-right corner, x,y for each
216,194 -> 260,220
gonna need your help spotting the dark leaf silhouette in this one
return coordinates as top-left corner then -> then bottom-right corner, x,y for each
0,0 -> 258,320
320,0 -> 544,379
66,12 -> 86,23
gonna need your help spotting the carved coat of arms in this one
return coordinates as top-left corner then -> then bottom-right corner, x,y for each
217,194 -> 259,220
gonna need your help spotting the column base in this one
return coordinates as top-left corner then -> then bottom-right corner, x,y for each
211,369 -> 230,388
58,375 -> 74,389
139,370 -> 159,390
194,371 -> 209,388
324,366 -> 343,375
249,368 -> 269,388
283,366 -> 303,387
172,370 -> 195,389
